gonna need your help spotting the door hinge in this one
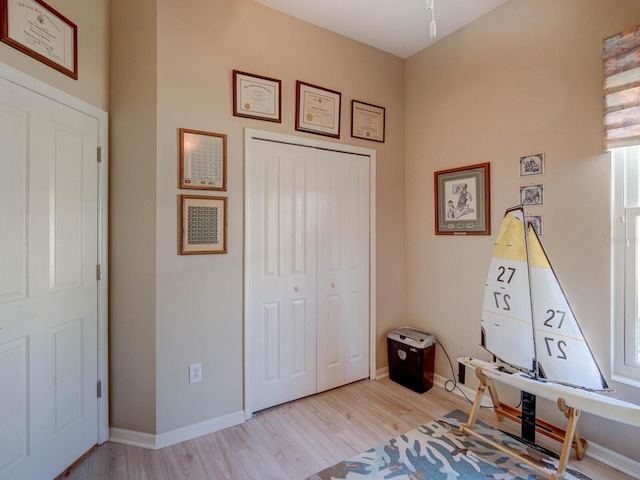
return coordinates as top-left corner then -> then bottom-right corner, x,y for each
97,380 -> 102,399
96,264 -> 101,281
97,146 -> 102,163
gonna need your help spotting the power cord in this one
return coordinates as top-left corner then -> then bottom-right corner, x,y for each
435,339 -> 491,408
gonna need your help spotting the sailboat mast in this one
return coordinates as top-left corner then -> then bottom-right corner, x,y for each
520,205 -> 540,379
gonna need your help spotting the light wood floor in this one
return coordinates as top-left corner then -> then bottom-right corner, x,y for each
59,377 -> 635,480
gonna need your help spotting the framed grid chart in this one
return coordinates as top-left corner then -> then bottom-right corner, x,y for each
179,128 -> 227,191
179,195 -> 227,254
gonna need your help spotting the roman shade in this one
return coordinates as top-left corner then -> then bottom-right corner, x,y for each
603,24 -> 640,149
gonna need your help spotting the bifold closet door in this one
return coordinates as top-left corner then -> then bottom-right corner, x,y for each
316,150 -> 370,392
246,140 -> 318,413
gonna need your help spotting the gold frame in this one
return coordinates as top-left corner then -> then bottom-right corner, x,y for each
179,195 -> 228,255
179,128 -> 227,191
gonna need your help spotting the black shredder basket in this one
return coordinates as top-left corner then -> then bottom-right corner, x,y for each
387,326 -> 436,394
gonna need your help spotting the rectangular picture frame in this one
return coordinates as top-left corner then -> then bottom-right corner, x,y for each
232,70 -> 281,122
179,128 -> 227,191
519,152 -> 544,176
434,162 -> 491,235
351,100 -> 385,142
296,80 -> 341,138
520,184 -> 544,206
1,0 -> 78,79
179,195 -> 227,255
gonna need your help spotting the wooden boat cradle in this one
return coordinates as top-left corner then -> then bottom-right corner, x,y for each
460,366 -> 587,480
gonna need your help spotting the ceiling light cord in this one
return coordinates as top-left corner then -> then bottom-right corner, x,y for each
426,0 -> 436,38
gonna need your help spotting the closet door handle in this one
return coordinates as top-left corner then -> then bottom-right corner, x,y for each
294,286 -> 300,292
331,282 -> 336,288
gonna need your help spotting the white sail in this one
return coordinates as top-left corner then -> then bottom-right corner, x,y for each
481,206 -> 608,391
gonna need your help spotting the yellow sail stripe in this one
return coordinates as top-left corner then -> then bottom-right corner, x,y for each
492,212 -> 550,269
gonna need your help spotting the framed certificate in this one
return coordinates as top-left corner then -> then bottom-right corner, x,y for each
295,81 -> 341,138
179,195 -> 227,255
1,0 -> 78,79
351,100 -> 385,142
233,70 -> 281,122
179,128 -> 227,191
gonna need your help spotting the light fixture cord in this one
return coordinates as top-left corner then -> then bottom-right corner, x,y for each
426,0 -> 436,38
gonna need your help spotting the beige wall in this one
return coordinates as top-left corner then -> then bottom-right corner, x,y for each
110,0 -> 406,434
0,0 -> 109,110
405,0 -> 640,462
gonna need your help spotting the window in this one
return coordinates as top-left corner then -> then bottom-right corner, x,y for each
612,145 -> 640,386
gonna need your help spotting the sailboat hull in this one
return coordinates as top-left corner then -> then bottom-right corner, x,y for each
459,356 -> 640,428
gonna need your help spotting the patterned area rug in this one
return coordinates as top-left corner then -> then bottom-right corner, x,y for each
307,410 -> 592,480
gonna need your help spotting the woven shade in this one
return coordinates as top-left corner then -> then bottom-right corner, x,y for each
603,24 -> 640,149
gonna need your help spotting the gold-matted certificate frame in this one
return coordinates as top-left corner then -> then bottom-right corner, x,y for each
179,128 -> 227,191
179,195 -> 227,255
295,80 -> 341,138
351,100 -> 385,142
233,70 -> 281,122
434,162 -> 490,235
1,0 -> 78,79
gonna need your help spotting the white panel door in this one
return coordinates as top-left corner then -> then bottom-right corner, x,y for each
246,139 -> 318,413
316,150 -> 370,392
0,77 -> 98,480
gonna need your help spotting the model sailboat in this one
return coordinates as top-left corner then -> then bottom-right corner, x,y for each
458,206 -> 640,479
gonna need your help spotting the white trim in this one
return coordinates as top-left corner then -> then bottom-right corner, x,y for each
109,411 -> 245,450
243,128 -> 377,418
586,440 -> 640,479
0,61 -> 110,444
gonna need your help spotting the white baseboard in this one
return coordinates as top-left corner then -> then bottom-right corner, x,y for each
109,410 -> 245,450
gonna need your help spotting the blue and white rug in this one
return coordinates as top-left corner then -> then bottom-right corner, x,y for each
307,410 -> 592,480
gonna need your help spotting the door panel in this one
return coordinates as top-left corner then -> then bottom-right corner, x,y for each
317,151 -> 370,392
247,140 -> 317,412
0,77 -> 98,480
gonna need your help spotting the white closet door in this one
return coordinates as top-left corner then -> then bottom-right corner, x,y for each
316,150 -> 370,392
0,77 -> 99,480
246,140 -> 318,413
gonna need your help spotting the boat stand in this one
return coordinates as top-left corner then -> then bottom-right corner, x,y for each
459,367 -> 587,480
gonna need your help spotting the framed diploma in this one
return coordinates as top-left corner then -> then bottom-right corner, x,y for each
233,70 -> 281,122
296,80 -> 341,138
179,128 -> 227,191
351,100 -> 385,142
179,195 -> 227,255
1,0 -> 78,79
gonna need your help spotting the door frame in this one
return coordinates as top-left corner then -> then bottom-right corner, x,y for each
243,128 -> 376,418
0,61 -> 110,444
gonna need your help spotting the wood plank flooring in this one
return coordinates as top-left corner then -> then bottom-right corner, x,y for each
58,378 -> 635,480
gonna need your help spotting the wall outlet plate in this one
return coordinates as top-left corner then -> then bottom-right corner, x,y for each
189,363 -> 202,383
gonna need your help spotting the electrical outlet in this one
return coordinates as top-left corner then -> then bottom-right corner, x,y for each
189,363 -> 202,383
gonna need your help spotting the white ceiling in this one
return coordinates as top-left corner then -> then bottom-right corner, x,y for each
252,0 -> 510,59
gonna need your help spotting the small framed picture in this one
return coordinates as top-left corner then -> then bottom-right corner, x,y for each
179,128 -> 227,191
519,153 -> 544,176
1,0 -> 78,79
434,163 -> 491,235
296,81 -> 341,138
351,100 -> 385,142
232,70 -> 281,122
525,214 -> 543,237
520,184 -> 544,206
179,195 -> 227,255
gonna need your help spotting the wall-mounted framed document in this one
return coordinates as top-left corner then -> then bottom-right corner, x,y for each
179,128 -> 227,191
233,70 -> 281,122
179,195 -> 227,255
295,80 -> 341,138
351,100 -> 385,142
1,0 -> 78,79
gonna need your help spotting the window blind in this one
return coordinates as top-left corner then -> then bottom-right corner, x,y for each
603,24 -> 640,150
